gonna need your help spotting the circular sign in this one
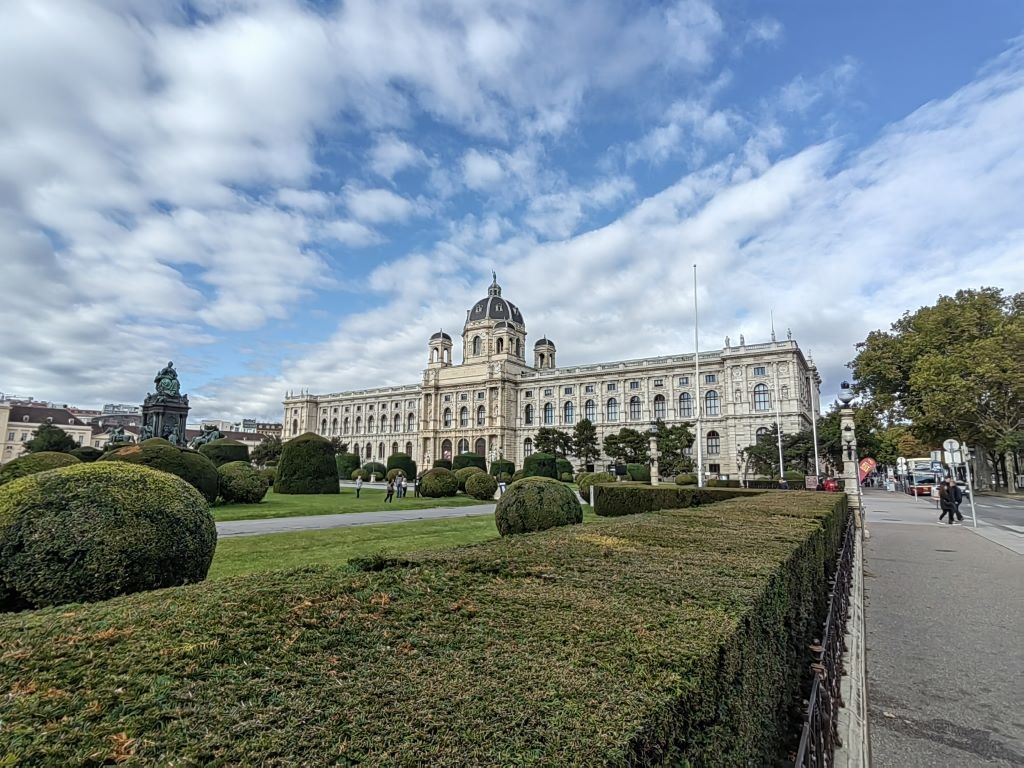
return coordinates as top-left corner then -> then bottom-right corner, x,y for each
942,438 -> 961,453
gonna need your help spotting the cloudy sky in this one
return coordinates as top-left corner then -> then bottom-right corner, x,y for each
3,1 -> 1024,421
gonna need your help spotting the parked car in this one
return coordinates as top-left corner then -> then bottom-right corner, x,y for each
823,477 -> 840,492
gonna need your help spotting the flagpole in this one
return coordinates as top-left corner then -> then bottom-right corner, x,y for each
774,350 -> 785,483
693,264 -> 704,488
809,355 -> 821,477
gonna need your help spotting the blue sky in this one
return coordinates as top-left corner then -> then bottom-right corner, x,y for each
2,1 -> 1023,421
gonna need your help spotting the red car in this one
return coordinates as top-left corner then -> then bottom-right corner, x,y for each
823,478 -> 840,492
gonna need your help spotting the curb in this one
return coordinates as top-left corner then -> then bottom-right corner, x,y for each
834,528 -> 870,766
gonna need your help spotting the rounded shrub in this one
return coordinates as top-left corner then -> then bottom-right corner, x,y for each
386,452 -> 417,479
351,469 -> 367,481
432,459 -> 453,470
784,470 -> 806,484
522,452 -> 557,479
198,438 -> 250,467
386,468 -> 407,482
579,471 -> 615,501
626,463 -> 651,482
420,467 -> 459,498
555,457 -> 574,480
494,476 -> 582,537
454,466 -> 485,492
497,472 -> 513,484
675,473 -> 698,485
69,446 -> 103,463
258,466 -> 277,487
274,433 -> 339,495
559,472 -> 573,482
362,462 -> 387,481
0,462 -> 216,612
0,452 -> 80,486
511,470 -> 525,482
465,472 -> 498,500
336,452 -> 360,479
218,461 -> 270,504
452,452 -> 486,472
99,442 -> 218,503
489,459 -> 515,477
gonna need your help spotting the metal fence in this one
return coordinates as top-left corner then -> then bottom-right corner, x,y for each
793,511 -> 856,768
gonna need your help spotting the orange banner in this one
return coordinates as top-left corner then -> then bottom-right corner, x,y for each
858,457 -> 877,483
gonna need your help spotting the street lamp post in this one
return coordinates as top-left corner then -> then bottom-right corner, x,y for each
649,422 -> 660,486
837,382 -> 864,529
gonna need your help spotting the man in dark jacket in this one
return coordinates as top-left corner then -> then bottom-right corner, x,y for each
939,478 -> 964,525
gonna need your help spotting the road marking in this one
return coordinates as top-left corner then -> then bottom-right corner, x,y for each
1005,525 -> 1024,534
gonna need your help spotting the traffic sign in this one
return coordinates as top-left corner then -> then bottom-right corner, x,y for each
942,438 -> 963,464
942,438 -> 961,452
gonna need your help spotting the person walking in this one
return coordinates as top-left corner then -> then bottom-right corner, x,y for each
398,475 -> 406,498
355,475 -> 363,499
384,479 -> 395,503
414,474 -> 421,497
938,478 -> 963,524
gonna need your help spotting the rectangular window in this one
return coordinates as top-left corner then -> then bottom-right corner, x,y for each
754,366 -> 766,377
607,382 -> 617,392
678,376 -> 689,386
443,395 -> 451,402
460,393 -> 468,401
653,378 -> 663,387
6,432 -> 13,441
704,374 -> 717,384
543,388 -> 553,396
476,391 -> 485,399
525,390 -> 533,398
584,384 -> 595,393
564,386 -> 573,395
344,406 -> 350,413
367,405 -> 374,411
629,380 -> 640,390
708,463 -> 721,474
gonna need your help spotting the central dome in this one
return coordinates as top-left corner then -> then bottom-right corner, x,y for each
466,274 -> 524,326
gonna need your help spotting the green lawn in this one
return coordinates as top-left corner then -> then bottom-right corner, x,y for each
210,505 -> 596,579
212,488 -> 494,521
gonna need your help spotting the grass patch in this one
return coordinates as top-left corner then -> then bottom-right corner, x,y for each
213,488 -> 493,521
0,495 -> 844,766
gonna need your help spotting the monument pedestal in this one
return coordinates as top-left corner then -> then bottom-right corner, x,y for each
142,395 -> 190,447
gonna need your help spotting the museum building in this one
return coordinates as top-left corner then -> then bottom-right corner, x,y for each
282,277 -> 821,479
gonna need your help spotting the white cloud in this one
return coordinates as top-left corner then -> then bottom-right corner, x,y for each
745,18 -> 783,45
322,220 -> 382,247
276,188 -> 333,212
344,186 -> 418,224
462,150 -> 506,190
369,134 -> 429,179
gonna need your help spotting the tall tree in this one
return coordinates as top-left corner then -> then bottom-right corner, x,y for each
652,419 -> 694,476
534,427 -> 573,457
23,423 -> 77,454
329,436 -> 350,455
251,435 -> 283,465
602,428 -> 649,464
571,419 -> 600,467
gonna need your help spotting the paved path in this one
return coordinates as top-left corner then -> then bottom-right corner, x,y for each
861,489 -> 1024,766
217,504 -> 495,538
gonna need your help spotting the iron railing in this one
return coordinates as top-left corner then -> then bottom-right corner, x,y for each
793,512 -> 856,768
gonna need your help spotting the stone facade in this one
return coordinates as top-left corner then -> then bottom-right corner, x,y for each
283,278 -> 821,478
0,401 -> 93,464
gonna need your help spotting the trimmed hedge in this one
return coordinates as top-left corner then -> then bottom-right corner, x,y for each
361,462 -> 387,480
522,451 -> 557,479
432,459 -> 453,470
465,472 -> 498,500
625,463 -> 650,482
274,433 -> 339,495
218,461 -> 270,504
494,476 -> 582,536
555,457 -> 573,480
454,466 -> 485,492
0,492 -> 848,765
578,471 -> 615,502
99,442 -> 218,503
452,452 -> 486,472
489,459 -> 515,477
0,452 -> 80,486
258,467 -> 276,487
593,483 -> 765,517
69,446 -> 103,463
511,470 -> 524,482
336,452 -> 360,479
199,439 -> 250,467
0,462 -> 216,611
707,478 -> 742,488
675,473 -> 698,485
420,467 -> 459,498
386,453 -> 417,479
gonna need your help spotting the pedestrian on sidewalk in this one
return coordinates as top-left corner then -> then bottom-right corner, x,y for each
355,475 -> 363,499
384,479 -> 395,503
938,478 -> 963,524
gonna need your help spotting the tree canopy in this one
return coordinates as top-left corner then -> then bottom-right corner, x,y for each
571,419 -> 600,467
24,423 -> 78,454
603,428 -> 649,465
533,427 -> 573,458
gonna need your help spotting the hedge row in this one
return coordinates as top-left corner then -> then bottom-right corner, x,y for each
0,493 -> 848,765
593,483 -> 766,516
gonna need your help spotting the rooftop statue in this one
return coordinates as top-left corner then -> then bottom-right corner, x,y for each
154,361 -> 181,399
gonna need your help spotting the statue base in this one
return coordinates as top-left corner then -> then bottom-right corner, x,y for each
142,393 -> 190,447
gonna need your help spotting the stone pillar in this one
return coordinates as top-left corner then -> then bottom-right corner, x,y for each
649,434 -> 660,486
840,406 -> 863,527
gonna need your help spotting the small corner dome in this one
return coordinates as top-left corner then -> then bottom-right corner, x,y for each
534,337 -> 555,348
430,330 -> 452,342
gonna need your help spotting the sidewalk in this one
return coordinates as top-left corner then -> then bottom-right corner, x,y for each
861,490 -> 1024,766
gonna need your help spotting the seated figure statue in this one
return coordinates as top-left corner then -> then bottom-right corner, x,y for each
154,361 -> 181,399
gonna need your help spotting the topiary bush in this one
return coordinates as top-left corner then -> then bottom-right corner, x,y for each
274,433 -> 339,495
336,453 -> 360,479
199,439 -> 250,467
420,468 -> 459,498
579,471 -> 615,502
497,472 -> 513,484
707,478 -> 742,488
555,457 -> 574,480
0,462 -> 216,612
465,472 -> 498,501
218,461 -> 270,504
99,441 -> 218,503
494,476 -> 582,536
522,452 -> 557,479
386,453 -> 417,479
784,470 -> 806,485
362,462 -> 387,481
593,484 -> 761,517
489,459 -> 515,477
386,468 -> 408,482
432,459 -> 452,470
626,463 -> 651,482
452,452 -> 486,472
259,466 -> 276,487
69,446 -> 103,463
0,452 -> 80,486
675,473 -> 698,485
351,469 -> 368,481
454,466 -> 485,492
511,470 -> 525,482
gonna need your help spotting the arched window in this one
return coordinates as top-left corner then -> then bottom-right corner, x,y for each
472,336 -> 481,355
441,439 -> 452,460
391,441 -> 399,455
539,353 -> 546,367
474,437 -> 486,455
756,427 -> 771,442
343,417 -> 350,434
524,438 -> 534,456
607,398 -> 619,421
753,383 -> 771,412
354,444 -> 361,460
584,399 -> 596,422
405,441 -> 413,455
524,404 -> 533,425
367,416 -> 375,433
629,396 -> 641,421
443,408 -> 452,427
380,415 -> 388,433
496,338 -> 504,354
705,390 -> 721,416
459,407 -> 469,427
678,393 -> 693,418
457,438 -> 469,453
321,419 -> 328,434
407,413 -> 415,431
477,405 -> 486,426
355,416 -> 362,433
393,414 -> 401,432
365,442 -> 372,459
653,394 -> 666,420
378,442 -> 385,460
431,348 -> 438,363
543,403 -> 554,425
515,339 -> 521,356
563,401 -> 575,424
707,431 -> 720,455
291,418 -> 298,435
331,417 -> 338,435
